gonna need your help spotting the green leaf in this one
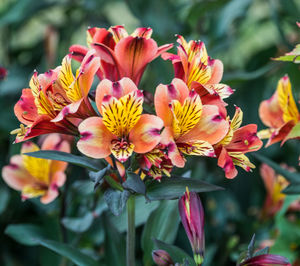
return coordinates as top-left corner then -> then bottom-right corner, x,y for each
62,212 -> 94,233
123,172 -> 146,195
89,165 -> 111,189
146,176 -> 223,201
247,234 -> 256,258
0,187 -> 10,215
141,200 -> 180,266
104,189 -> 130,216
252,153 -> 300,183
25,150 -> 103,172
104,216 -> 126,266
273,44 -> 300,63
154,239 -> 195,265
254,247 -> 269,256
5,224 -> 48,246
36,239 -> 99,266
282,184 -> 300,194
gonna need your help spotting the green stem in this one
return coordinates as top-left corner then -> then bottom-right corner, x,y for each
127,196 -> 135,266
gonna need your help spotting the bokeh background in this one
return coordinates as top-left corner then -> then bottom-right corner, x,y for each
0,0 -> 299,265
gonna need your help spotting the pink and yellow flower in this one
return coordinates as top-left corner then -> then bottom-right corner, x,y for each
162,35 -> 233,111
12,51 -> 100,143
214,107 -> 263,179
69,25 -> 173,85
77,77 -> 164,162
154,78 -> 229,168
258,75 -> 300,147
2,134 -> 70,204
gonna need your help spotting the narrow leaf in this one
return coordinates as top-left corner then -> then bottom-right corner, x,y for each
252,153 -> 300,183
62,212 -> 94,233
146,176 -> 223,201
282,184 -> 300,195
36,239 -> 99,266
141,200 -> 180,266
25,150 -> 102,172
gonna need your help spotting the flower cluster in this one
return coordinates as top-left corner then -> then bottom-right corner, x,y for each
10,25 -> 262,181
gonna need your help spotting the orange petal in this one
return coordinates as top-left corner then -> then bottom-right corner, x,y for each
78,50 -> 101,98
266,120 -> 295,147
178,105 -> 229,145
77,117 -> 114,159
217,147 -> 238,179
259,91 -> 285,129
69,44 -> 88,62
2,155 -> 34,191
260,163 -> 276,196
161,127 -> 185,168
41,185 -> 59,204
14,89 -> 38,125
130,114 -> 164,154
95,78 -> 138,115
114,36 -> 157,84
207,59 -> 223,84
154,78 -> 190,127
227,124 -> 263,153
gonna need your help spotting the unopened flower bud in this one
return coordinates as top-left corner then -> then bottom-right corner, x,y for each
152,250 -> 174,266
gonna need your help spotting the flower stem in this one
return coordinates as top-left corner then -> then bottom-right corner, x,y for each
127,195 -> 135,266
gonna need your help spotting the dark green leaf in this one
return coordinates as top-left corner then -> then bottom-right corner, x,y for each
154,239 -> 195,265
0,187 -> 10,215
89,165 -> 111,189
62,212 -> 94,233
5,224 -> 48,246
104,216 -> 126,266
142,200 -> 180,266
123,172 -> 146,195
146,176 -> 223,201
25,150 -> 102,172
252,153 -> 300,183
282,184 -> 300,194
247,234 -> 256,258
36,239 -> 99,266
104,189 -> 130,216
254,247 -> 269,256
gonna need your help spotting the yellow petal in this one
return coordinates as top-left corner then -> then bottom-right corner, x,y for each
178,140 -> 215,157
102,90 -> 143,137
171,90 -> 202,139
22,185 -> 46,198
228,152 -> 255,171
277,76 -> 299,123
231,107 -> 243,131
22,142 -> 50,184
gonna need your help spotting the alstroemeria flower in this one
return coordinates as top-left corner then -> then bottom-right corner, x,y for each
69,25 -> 173,85
239,254 -> 291,266
260,163 -> 288,218
139,144 -> 173,180
77,77 -> 164,162
2,134 -> 70,204
260,163 -> 300,218
215,107 -> 263,179
154,78 -> 229,167
12,51 -> 100,143
162,35 -> 233,106
179,188 -> 205,265
258,75 -> 300,147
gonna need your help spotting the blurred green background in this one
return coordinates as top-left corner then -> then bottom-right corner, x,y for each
0,0 -> 299,265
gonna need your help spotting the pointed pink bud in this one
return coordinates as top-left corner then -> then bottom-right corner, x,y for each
178,188 -> 204,265
152,250 -> 174,266
239,254 -> 291,266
